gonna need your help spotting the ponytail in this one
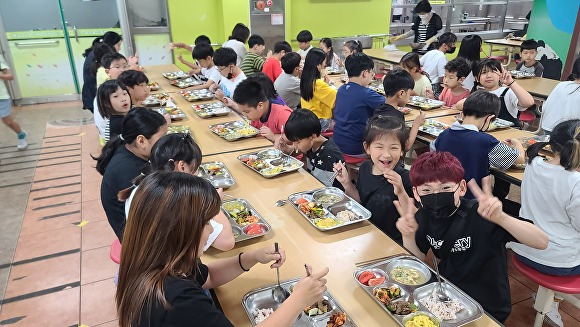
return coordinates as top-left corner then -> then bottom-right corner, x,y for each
560,126 -> 580,171
344,40 -> 363,54
527,119 -> 580,171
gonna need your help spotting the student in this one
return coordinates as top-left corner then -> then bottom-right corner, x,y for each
395,151 -> 548,322
117,70 -> 151,107
374,69 -> 425,151
211,47 -> 247,103
319,38 -> 341,70
457,34 -> 483,90
399,52 -> 432,97
333,115 -> 413,244
93,108 -> 167,241
389,0 -> 443,54
171,34 -> 211,53
180,43 -> 221,90
262,41 -> 291,82
232,78 -> 292,142
300,48 -> 337,131
342,40 -> 363,59
420,32 -> 457,97
511,119 -> 580,326
282,109 -> 345,188
431,91 -> 525,198
240,34 -> 267,76
116,171 -> 330,327
0,55 -> 27,150
297,30 -> 314,58
249,72 -> 286,106
333,53 -> 385,157
274,52 -> 302,110
93,43 -> 115,88
119,133 -> 235,252
516,39 -> 544,77
540,57 -> 580,134
97,80 -> 132,143
222,23 -> 250,66
437,58 -> 471,107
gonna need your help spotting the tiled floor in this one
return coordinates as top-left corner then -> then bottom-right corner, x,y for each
0,102 -> 578,326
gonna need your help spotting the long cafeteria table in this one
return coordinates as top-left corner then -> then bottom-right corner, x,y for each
143,64 -> 181,93
364,48 -> 408,65
515,77 -> 560,99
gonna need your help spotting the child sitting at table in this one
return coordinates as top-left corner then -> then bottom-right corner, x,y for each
399,52 -> 432,98
516,39 -> 544,77
297,30 -> 313,58
436,57 -> 471,107
262,41 -> 292,82
274,52 -> 302,110
179,43 -> 221,90
211,47 -> 247,106
232,78 -> 292,142
395,151 -> 548,322
374,69 -> 425,151
240,34 -> 267,76
281,109 -> 345,189
333,115 -> 413,244
420,32 -> 457,98
333,53 -> 385,157
97,80 -> 131,143
430,91 -> 525,198
117,70 -> 150,107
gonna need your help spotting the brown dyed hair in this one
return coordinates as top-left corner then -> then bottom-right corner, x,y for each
116,171 -> 221,327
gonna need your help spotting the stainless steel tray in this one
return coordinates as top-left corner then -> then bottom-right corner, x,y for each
209,120 -> 260,141
167,125 -> 191,135
287,187 -> 372,231
411,119 -> 449,137
153,107 -> 186,120
180,89 -> 215,102
171,77 -> 203,88
238,149 -> 304,178
454,115 -> 513,131
242,277 -> 357,327
221,198 -> 270,243
147,81 -> 160,91
162,71 -> 189,80
197,161 -> 235,189
192,101 -> 231,118
509,70 -> 536,79
143,93 -> 173,107
353,254 -> 483,326
408,96 -> 445,110
326,67 -> 342,75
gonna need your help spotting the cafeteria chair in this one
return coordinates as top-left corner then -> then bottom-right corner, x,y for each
110,239 -> 121,264
511,255 -> 580,327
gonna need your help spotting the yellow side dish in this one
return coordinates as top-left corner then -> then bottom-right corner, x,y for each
314,217 -> 340,229
404,314 -> 439,327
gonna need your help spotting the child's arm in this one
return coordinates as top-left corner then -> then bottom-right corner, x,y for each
333,161 -> 360,202
500,69 -> 534,108
394,198 -> 425,260
185,80 -> 215,91
0,68 -> 14,81
406,111 -> 426,151
178,54 -> 201,73
170,42 -> 193,52
505,138 -> 526,164
468,177 -> 548,250
209,211 -> 236,251
455,99 -> 465,111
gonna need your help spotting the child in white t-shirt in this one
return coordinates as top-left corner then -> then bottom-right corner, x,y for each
419,32 -> 457,97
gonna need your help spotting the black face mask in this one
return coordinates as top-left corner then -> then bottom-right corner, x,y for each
479,115 -> 495,132
419,191 -> 459,218
447,46 -> 456,54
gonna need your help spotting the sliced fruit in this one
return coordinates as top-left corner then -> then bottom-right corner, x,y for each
357,271 -> 374,285
368,276 -> 386,286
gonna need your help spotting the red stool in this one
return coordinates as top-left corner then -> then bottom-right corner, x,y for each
519,110 -> 536,127
343,154 -> 366,165
321,131 -> 333,138
511,255 -> 580,327
110,239 -> 122,264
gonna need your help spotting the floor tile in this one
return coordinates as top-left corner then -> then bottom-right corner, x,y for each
509,276 -> 533,304
19,203 -> 82,236
95,320 -> 119,327
34,161 -> 81,176
26,191 -> 81,211
81,246 -> 118,285
82,167 -> 102,183
81,220 -> 116,251
504,298 -> 579,327
81,199 -> 107,222
32,168 -> 82,183
13,226 -> 80,262
82,181 -> 101,203
80,278 -> 117,326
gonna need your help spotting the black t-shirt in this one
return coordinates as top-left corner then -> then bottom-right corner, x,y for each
306,139 -> 345,190
141,261 -> 234,327
373,103 -> 405,123
107,115 -> 124,141
356,161 -> 412,244
415,198 -> 519,322
100,145 -> 146,241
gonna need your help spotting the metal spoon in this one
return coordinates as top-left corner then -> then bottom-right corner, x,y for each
431,256 -> 451,303
275,199 -> 287,207
272,242 -> 289,303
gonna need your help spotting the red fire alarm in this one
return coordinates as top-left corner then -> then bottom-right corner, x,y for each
267,0 -> 273,6
256,1 -> 265,10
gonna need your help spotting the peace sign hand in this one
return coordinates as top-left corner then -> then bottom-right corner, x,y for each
467,176 -> 505,224
394,196 -> 418,237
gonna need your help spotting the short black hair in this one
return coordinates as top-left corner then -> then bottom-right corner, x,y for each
345,53 -> 374,77
437,32 -> 457,48
284,109 -> 321,141
444,57 -> 472,79
274,41 -> 292,54
229,23 -> 250,43
248,34 -> 265,48
281,52 -> 301,74
195,35 -> 211,45
521,39 -> 539,51
101,52 -> 127,69
383,69 -> 414,97
414,0 -> 432,13
213,47 -> 238,66
462,90 -> 501,118
192,43 -> 214,60
117,70 -> 149,87
232,79 -> 267,107
297,30 -> 313,43
364,115 -> 408,150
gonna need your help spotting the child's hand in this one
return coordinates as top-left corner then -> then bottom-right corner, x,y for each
323,74 -> 331,83
415,110 -> 426,126
332,161 -> 350,185
424,88 -> 435,99
178,53 -> 184,62
215,89 -> 225,100
468,176 -> 505,224
163,113 -> 171,126
496,67 -> 514,86
504,138 -> 522,149
260,126 -> 274,140
216,187 -> 224,200
394,197 -> 418,237
169,42 -> 177,50
187,69 -> 196,76
222,97 -> 235,107
384,169 -> 405,196
128,52 -> 139,66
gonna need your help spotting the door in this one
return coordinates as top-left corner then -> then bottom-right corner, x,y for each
250,0 -> 285,52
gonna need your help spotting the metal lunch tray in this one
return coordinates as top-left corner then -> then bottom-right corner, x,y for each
243,277 -> 357,327
326,67 -> 342,75
171,77 -> 203,88
287,187 -> 372,231
519,135 -> 550,149
369,83 -> 385,95
162,71 -> 189,80
209,120 -> 260,141
191,101 -> 231,118
407,96 -> 446,110
143,93 -> 172,107
167,125 -> 191,135
180,89 -> 215,102
197,161 -> 235,189
454,116 -> 513,131
413,119 -> 449,137
353,254 -> 483,327
509,70 -> 536,79
153,107 -> 186,120
148,82 -> 160,91
237,149 -> 304,178
221,198 -> 271,243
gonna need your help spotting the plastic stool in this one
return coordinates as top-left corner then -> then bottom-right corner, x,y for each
321,131 -> 334,138
110,239 -> 122,264
511,255 -> 580,327
519,110 -> 536,126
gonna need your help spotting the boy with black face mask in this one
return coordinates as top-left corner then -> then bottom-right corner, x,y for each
395,151 -> 548,323
420,32 -> 457,98
429,91 -> 525,198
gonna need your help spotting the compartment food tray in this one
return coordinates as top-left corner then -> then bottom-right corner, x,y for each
209,120 -> 260,141
197,161 -> 235,189
221,198 -> 270,243
192,101 -> 231,118
407,96 -> 445,110
180,89 -> 215,102
162,71 -> 189,80
238,149 -> 304,178
153,107 -> 186,120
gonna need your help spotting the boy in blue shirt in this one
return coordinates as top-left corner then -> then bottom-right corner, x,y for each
333,53 -> 385,157
430,91 -> 525,198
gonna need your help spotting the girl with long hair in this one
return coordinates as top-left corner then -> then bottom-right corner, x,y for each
300,48 -> 337,131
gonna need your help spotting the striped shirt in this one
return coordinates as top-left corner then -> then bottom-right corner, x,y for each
240,52 -> 265,76
417,24 -> 427,43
